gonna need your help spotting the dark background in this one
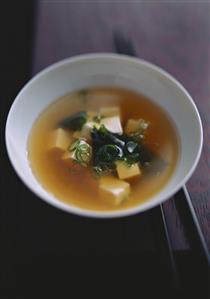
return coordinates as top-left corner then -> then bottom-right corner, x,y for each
1,1 -> 210,298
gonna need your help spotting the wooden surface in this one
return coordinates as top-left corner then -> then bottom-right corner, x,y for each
33,0 -> 210,249
1,1 -> 210,297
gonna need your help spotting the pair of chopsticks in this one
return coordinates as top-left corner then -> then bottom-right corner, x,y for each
113,31 -> 210,291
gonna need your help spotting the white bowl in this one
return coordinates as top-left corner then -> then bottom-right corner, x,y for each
5,54 -> 203,218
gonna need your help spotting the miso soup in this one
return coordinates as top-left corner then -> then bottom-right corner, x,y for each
28,87 -> 179,211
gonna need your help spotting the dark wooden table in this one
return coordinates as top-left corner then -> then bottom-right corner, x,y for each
1,1 -> 210,298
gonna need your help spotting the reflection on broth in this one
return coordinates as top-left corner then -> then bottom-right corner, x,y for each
28,87 -> 179,211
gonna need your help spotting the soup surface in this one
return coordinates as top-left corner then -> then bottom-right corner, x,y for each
28,87 -> 179,211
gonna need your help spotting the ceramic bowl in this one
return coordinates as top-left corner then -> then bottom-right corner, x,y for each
5,54 -> 203,218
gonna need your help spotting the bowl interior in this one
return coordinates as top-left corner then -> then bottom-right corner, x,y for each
5,54 -> 203,217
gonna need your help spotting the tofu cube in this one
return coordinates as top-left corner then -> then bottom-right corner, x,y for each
73,121 -> 99,141
101,116 -> 123,134
99,106 -> 120,117
48,128 -> 72,153
99,176 -> 130,206
125,118 -> 149,135
116,161 -> 141,180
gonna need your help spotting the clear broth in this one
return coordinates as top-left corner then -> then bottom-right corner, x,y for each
28,87 -> 179,211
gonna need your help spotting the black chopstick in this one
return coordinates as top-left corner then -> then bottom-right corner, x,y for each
113,31 -> 180,291
175,186 -> 210,265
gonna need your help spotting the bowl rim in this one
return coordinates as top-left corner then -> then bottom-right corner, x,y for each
5,53 -> 203,218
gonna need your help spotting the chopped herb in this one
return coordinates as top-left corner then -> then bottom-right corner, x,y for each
129,119 -> 150,141
92,163 -> 116,177
138,119 -> 149,130
59,111 -> 87,131
130,131 -> 144,141
124,153 -> 140,165
92,114 -> 105,123
69,139 -> 92,167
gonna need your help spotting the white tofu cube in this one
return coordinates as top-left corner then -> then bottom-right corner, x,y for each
101,116 -> 123,134
116,161 -> 141,180
125,118 -> 149,135
99,106 -> 120,117
99,176 -> 130,206
47,128 -> 72,153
